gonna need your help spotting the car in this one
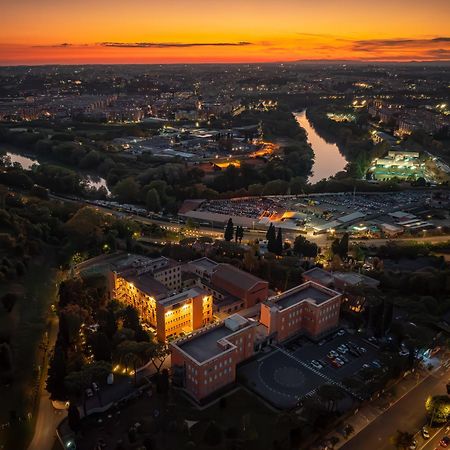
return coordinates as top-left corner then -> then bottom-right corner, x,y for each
338,345 -> 348,354
331,359 -> 341,368
337,330 -> 345,336
372,361 -> 382,368
359,347 -> 367,354
328,350 -> 338,359
440,436 -> 450,447
422,427 -> 430,439
92,382 -> 99,391
362,364 -> 371,370
368,337 -> 378,344
335,357 -> 346,365
409,439 -> 417,450
340,355 -> 350,363
311,360 -> 323,370
85,388 -> 94,398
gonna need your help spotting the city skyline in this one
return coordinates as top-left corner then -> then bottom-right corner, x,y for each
1,0 -> 450,65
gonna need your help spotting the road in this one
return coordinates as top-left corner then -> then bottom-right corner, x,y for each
341,365 -> 449,450
51,193 -> 450,250
28,315 -> 66,450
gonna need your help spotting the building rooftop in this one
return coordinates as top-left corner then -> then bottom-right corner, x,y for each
269,281 -> 339,310
159,287 -> 206,308
303,267 -> 334,287
189,257 -> 218,272
176,314 -> 250,363
332,272 -> 380,288
212,264 -> 267,291
125,272 -> 169,299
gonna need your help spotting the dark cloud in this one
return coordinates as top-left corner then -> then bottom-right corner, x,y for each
352,37 -> 450,51
99,41 -> 252,48
426,48 -> 450,58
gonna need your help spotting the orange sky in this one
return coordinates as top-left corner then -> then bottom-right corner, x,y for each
1,0 -> 450,64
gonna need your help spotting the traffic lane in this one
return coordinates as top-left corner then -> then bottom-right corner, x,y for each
421,423 -> 450,449
341,371 -> 448,450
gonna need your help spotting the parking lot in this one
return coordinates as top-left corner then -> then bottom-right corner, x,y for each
238,330 -> 382,409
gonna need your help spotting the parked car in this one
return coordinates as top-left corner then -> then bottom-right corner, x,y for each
440,436 -> 450,447
372,360 -> 382,368
337,330 -> 345,336
328,350 -> 338,358
311,360 -> 323,370
85,388 -> 94,398
359,347 -> 367,354
422,427 -> 430,439
92,382 -> 99,392
335,357 -> 346,365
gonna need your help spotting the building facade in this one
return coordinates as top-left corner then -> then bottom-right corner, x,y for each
112,256 -> 212,341
260,281 -> 342,341
171,314 -> 256,401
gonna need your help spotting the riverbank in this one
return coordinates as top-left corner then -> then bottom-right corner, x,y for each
294,110 -> 348,183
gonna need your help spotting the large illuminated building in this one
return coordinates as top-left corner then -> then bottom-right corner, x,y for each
171,281 -> 342,402
112,256 -> 213,341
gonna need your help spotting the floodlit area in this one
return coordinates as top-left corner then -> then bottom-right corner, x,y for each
367,151 -> 429,181
179,191 -> 434,235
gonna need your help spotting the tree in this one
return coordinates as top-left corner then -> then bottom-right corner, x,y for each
146,188 -> 161,213
426,395 -> 450,424
46,345 -> 67,400
293,235 -> 318,258
89,332 -> 112,362
224,218 -> 234,242
67,402 -> 81,432
1,292 -> 18,313
235,225 -> 244,243
275,227 -> 283,255
393,431 -> 416,449
112,177 -> 140,203
266,223 -> 277,253
332,233 -> 349,259
121,305 -> 141,332
317,384 -> 346,412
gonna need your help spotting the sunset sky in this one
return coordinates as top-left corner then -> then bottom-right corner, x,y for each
1,0 -> 450,65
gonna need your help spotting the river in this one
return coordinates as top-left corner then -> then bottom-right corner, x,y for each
3,150 -> 110,194
294,110 -> 347,183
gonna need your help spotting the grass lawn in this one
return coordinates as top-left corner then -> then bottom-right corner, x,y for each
0,257 -> 62,449
75,387 -> 294,450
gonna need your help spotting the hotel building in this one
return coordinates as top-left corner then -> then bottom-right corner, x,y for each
112,255 -> 213,341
